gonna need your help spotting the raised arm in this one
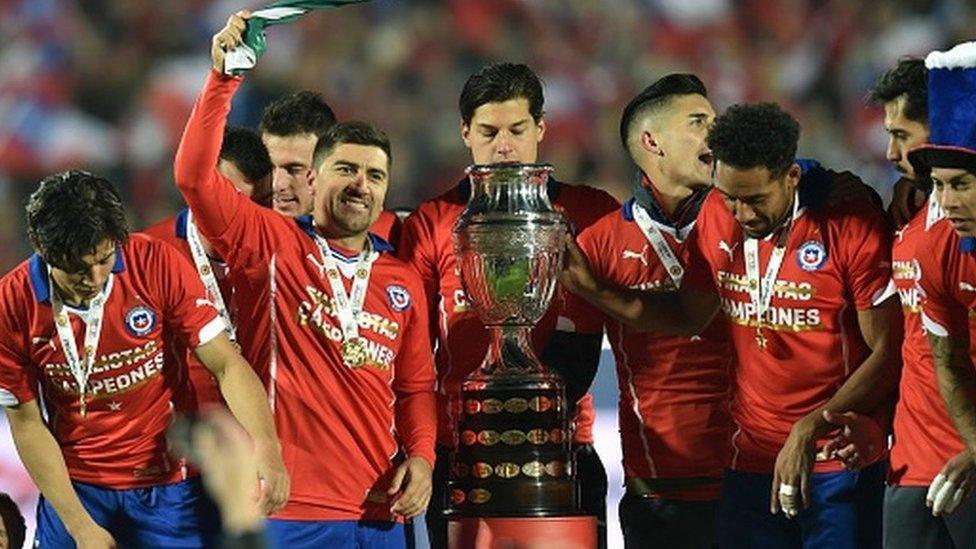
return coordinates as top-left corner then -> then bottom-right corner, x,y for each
173,12 -> 257,251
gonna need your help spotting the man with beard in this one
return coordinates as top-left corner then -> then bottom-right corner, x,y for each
260,84 -> 401,244
172,12 -> 436,547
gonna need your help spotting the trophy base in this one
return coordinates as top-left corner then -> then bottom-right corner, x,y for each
449,378 -> 576,517
447,515 -> 597,549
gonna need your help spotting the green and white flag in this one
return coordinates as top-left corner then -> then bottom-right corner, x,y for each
224,0 -> 371,75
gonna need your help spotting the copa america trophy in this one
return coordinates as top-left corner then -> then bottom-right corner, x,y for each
447,163 -> 577,517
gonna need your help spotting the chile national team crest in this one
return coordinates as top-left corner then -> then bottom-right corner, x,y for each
797,240 -> 828,271
386,284 -> 411,312
125,306 -> 157,337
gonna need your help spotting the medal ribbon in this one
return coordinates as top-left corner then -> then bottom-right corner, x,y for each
632,203 -> 684,287
49,271 -> 115,417
313,234 -> 376,344
743,192 -> 799,334
185,211 -> 236,342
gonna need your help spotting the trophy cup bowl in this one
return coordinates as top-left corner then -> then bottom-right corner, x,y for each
447,163 -> 577,517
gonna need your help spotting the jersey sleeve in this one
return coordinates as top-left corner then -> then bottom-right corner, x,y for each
397,205 -> 441,342
173,69 -> 286,269
0,278 -> 36,406
391,272 -> 437,466
837,203 -> 895,310
918,225 -> 968,337
148,238 -> 225,350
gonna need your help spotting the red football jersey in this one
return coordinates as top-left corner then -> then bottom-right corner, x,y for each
0,236 -> 224,489
890,204 -> 964,486
568,199 -> 732,498
143,210 -> 228,412
689,189 -> 894,473
174,70 -> 436,521
398,175 -> 619,448
372,209 -> 403,249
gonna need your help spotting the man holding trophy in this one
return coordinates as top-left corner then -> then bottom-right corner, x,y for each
398,62 -> 619,548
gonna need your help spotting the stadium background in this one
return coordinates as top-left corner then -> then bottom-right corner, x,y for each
0,0 -> 971,546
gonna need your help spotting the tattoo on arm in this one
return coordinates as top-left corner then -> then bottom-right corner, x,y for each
929,332 -> 976,457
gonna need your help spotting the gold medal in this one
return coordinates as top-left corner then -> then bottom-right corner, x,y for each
522,461 -> 545,478
451,489 -> 466,505
340,337 -> 368,368
503,397 -> 529,414
495,462 -> 521,478
529,396 -> 552,412
468,489 -> 491,504
461,430 -> 478,446
473,462 -> 493,479
501,430 -> 526,445
546,461 -> 566,477
477,430 -> 500,446
482,398 -> 503,414
549,428 -> 566,443
527,428 -> 548,445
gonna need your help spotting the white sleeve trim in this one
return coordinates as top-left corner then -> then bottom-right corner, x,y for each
197,317 -> 227,347
926,42 -> 976,69
0,387 -> 19,406
921,311 -> 950,337
871,278 -> 898,307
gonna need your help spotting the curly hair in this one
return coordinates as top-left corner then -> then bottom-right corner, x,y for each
869,58 -> 927,124
259,90 -> 337,138
708,102 -> 800,176
26,170 -> 130,272
459,63 -> 544,126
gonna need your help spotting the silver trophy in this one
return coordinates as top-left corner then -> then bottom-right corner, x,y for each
448,163 -> 577,516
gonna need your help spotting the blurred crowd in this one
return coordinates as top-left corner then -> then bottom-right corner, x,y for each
0,0 -> 972,272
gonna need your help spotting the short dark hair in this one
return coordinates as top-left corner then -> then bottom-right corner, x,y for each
869,58 -> 928,124
459,63 -> 544,126
0,493 -> 24,549
312,121 -> 392,170
26,170 -> 130,273
259,90 -> 337,138
220,125 -> 272,183
708,102 -> 800,177
619,73 -> 708,150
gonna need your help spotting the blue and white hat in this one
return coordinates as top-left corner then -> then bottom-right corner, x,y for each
909,41 -> 976,172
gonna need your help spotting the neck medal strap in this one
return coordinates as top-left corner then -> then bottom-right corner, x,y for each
185,211 -> 236,342
743,191 -> 799,350
313,234 -> 377,368
632,203 -> 685,288
49,271 -> 114,418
